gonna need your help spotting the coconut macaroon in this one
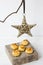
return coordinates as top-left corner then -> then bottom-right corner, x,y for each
10,43 -> 18,50
21,39 -> 29,46
25,47 -> 33,54
12,50 -> 21,57
18,44 -> 25,52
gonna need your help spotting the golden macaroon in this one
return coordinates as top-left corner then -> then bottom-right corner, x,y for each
18,44 -> 25,52
25,47 -> 33,54
10,43 -> 18,50
12,50 -> 21,57
21,39 -> 29,46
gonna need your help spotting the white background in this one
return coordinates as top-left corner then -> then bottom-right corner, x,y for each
0,0 -> 43,65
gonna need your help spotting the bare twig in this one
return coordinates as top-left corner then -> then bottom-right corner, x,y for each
0,0 -> 23,23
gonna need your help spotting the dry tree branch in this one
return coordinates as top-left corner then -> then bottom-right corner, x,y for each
0,0 -> 23,23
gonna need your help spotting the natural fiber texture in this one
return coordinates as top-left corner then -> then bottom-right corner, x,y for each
12,16 -> 36,37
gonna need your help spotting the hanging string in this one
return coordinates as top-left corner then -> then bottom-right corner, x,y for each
23,0 -> 25,14
0,0 -> 25,23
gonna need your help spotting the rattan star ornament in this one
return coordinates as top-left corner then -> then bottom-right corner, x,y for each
11,16 -> 36,37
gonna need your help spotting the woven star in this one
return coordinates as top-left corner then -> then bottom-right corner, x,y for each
11,16 -> 36,37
